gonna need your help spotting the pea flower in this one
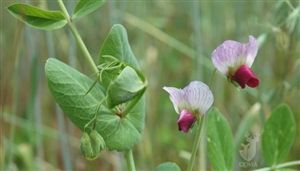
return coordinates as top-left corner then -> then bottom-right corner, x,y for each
212,36 -> 259,88
163,81 -> 214,133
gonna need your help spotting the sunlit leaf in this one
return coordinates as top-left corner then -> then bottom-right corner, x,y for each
73,0 -> 105,19
262,104 -> 296,165
7,3 -> 67,30
206,108 -> 234,171
155,162 -> 181,171
107,66 -> 146,108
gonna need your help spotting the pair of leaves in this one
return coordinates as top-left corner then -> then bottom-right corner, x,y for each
7,0 -> 105,30
45,58 -> 145,151
206,104 -> 296,171
45,24 -> 146,151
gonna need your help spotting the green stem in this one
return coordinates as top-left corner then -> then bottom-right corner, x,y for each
253,160 -> 300,171
124,150 -> 136,171
187,116 -> 205,171
57,0 -> 98,74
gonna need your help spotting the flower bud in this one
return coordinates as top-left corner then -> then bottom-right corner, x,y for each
80,132 -> 95,160
89,130 -> 106,155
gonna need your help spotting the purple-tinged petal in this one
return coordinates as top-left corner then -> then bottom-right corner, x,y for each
232,65 -> 259,88
182,81 -> 214,114
177,109 -> 196,133
212,36 -> 258,75
212,40 -> 246,75
163,86 -> 185,113
244,36 -> 258,67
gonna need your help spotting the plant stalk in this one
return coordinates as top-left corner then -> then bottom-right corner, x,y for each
253,160 -> 300,171
187,116 -> 205,171
124,150 -> 136,171
57,0 -> 98,74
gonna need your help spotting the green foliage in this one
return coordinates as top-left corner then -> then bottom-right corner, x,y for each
73,0 -> 106,19
45,58 -> 104,130
206,108 -> 234,171
155,162 -> 181,171
107,66 -> 146,108
99,24 -> 140,88
45,57 -> 146,151
7,3 -> 67,30
262,104 -> 296,166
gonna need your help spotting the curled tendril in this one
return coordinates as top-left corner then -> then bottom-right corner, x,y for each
83,97 -> 106,132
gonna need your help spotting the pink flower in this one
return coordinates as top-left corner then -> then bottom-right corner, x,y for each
163,81 -> 214,133
212,36 -> 259,88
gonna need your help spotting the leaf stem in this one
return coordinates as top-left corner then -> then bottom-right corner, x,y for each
187,116 -> 205,171
57,0 -> 98,74
124,150 -> 136,171
253,160 -> 300,171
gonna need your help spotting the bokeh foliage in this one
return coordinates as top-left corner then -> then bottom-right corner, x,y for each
1,0 -> 300,170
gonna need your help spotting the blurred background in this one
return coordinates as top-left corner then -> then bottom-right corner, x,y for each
1,0 -> 300,171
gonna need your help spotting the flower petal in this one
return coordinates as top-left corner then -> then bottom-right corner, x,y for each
212,36 -> 258,75
232,65 -> 259,88
177,109 -> 196,133
244,36 -> 258,67
163,86 -> 185,113
182,81 -> 214,114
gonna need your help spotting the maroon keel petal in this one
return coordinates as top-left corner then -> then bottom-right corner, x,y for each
177,110 -> 196,133
232,65 -> 259,88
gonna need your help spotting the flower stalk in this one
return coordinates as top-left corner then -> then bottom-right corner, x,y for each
187,116 -> 205,171
124,150 -> 136,171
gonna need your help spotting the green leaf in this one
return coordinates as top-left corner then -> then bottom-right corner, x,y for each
99,24 -> 140,88
95,96 -> 145,150
206,108 -> 234,171
262,104 -> 296,165
7,3 -> 67,30
45,58 -> 105,130
73,0 -> 105,19
45,58 -> 145,151
107,66 -> 146,108
155,162 -> 181,171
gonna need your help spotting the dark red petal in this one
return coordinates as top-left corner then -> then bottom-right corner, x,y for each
177,109 -> 196,133
232,65 -> 259,88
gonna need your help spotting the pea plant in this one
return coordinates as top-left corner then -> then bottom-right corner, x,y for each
7,0 -> 299,171
8,0 -> 146,170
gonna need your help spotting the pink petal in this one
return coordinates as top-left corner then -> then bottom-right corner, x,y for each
212,36 -> 258,75
231,65 -> 259,88
177,109 -> 196,133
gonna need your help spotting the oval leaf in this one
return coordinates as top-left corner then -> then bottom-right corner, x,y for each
107,66 -> 146,108
45,58 -> 105,129
206,108 -> 234,171
98,24 -> 140,88
7,3 -> 67,30
262,104 -> 296,165
155,162 -> 181,171
73,0 -> 105,19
